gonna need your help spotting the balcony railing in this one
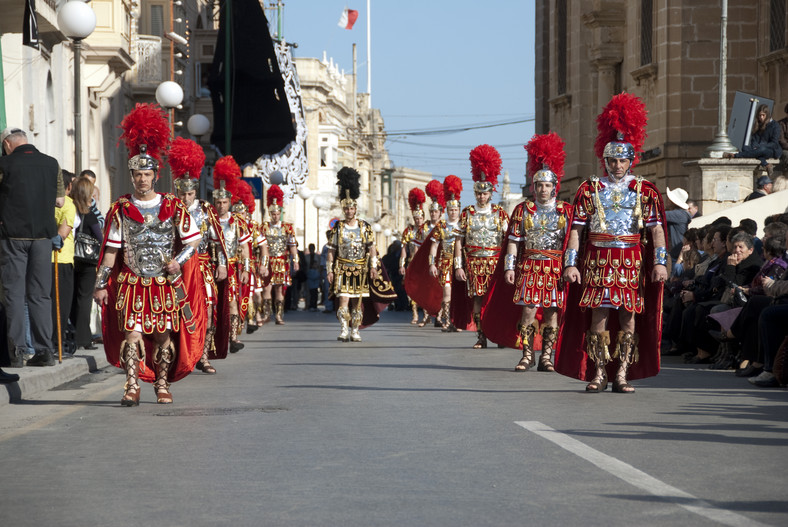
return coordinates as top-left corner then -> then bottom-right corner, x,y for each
130,35 -> 163,86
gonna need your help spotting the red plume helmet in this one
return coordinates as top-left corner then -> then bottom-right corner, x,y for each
525,132 -> 566,194
233,179 -> 255,214
443,175 -> 463,207
168,137 -> 205,193
594,92 -> 648,171
425,179 -> 445,211
469,144 -> 502,192
213,155 -> 241,200
407,187 -> 426,216
267,184 -> 285,209
119,103 -> 171,176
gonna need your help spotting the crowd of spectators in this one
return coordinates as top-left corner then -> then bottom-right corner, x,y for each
662,212 -> 788,388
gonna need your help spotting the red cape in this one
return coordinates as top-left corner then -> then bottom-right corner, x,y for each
98,194 -> 207,383
361,263 -> 397,328
403,226 -> 444,316
554,178 -> 667,381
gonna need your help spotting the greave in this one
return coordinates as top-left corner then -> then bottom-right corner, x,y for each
585,330 -> 611,382
262,298 -> 273,323
411,302 -> 419,324
274,300 -> 285,324
350,308 -> 363,342
613,330 -> 638,380
337,306 -> 351,341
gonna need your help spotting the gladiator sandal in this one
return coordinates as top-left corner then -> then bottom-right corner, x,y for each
472,312 -> 487,349
153,342 -> 175,404
514,323 -> 537,371
229,314 -> 245,353
246,301 -> 260,334
439,302 -> 451,330
274,300 -> 285,325
612,331 -> 638,394
538,326 -> 558,372
196,326 -> 217,374
255,301 -> 265,326
411,303 -> 419,324
337,306 -> 351,342
585,331 -> 610,392
119,341 -> 142,407
350,308 -> 363,342
261,298 -> 273,323
418,312 -> 432,328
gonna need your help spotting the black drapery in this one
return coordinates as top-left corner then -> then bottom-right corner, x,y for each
209,0 -> 295,165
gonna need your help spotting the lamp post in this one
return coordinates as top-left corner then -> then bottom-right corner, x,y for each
57,1 -> 96,175
706,0 -> 737,156
297,186 -> 312,248
313,196 -> 328,249
187,114 -> 211,200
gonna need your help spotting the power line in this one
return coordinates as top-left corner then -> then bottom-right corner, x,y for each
363,116 -> 534,137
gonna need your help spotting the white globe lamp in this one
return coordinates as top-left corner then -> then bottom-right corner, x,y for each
187,114 -> 211,137
156,81 -> 184,109
383,228 -> 392,237
58,1 -> 97,40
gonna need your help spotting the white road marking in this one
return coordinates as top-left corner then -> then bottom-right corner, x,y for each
515,420 -> 771,527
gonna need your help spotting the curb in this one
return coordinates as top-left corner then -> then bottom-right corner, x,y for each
1,347 -> 111,407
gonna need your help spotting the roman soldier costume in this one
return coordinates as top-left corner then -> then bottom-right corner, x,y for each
95,103 -> 205,406
261,184 -> 298,324
231,180 -> 261,332
483,132 -> 572,371
326,167 -> 379,342
211,156 -> 252,353
169,137 -> 229,374
555,93 -> 668,393
455,144 -> 509,348
400,188 -> 430,325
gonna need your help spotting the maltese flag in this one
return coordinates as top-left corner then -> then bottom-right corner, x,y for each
338,7 -> 359,30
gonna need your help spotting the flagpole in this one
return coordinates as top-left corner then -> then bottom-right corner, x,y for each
367,0 -> 371,107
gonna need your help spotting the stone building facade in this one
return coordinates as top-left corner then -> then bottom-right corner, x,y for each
535,0 -> 788,211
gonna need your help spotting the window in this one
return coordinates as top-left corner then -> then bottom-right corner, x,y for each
150,5 -> 164,37
556,0 -> 567,95
641,0 -> 653,65
770,0 -> 786,52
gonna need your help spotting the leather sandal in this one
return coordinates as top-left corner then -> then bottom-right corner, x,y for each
195,361 -> 217,374
155,387 -> 173,404
514,356 -> 532,372
585,375 -> 608,393
612,379 -> 635,393
120,389 -> 140,407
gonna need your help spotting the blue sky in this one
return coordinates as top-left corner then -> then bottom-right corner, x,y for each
279,1 -> 535,199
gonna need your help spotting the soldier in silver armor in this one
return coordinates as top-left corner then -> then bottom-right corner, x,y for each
213,183 -> 252,353
94,138 -> 202,406
428,176 -> 462,331
261,184 -> 298,325
560,93 -> 668,394
454,145 -> 509,349
400,188 -> 428,325
326,167 -> 379,342
502,133 -> 570,372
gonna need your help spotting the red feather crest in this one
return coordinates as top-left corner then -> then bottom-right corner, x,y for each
267,184 -> 284,208
594,92 -> 648,169
118,103 -> 171,165
469,144 -> 501,188
213,155 -> 241,195
443,175 -> 463,202
425,179 -> 445,208
168,137 -> 205,180
408,187 -> 426,211
235,180 -> 255,213
525,132 -> 566,179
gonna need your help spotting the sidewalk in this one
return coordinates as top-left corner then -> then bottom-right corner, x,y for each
1,347 -> 110,407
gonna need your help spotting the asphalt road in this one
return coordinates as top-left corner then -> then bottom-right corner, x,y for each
1,309 -> 786,527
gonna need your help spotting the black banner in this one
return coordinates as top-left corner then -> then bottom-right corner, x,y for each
23,0 -> 39,50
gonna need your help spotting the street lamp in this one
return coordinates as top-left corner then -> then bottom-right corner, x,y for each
313,196 -> 328,248
187,114 -> 211,200
298,186 -> 312,248
156,81 -> 184,133
57,0 -> 96,175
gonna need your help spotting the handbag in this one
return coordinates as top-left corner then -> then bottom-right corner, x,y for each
74,216 -> 101,265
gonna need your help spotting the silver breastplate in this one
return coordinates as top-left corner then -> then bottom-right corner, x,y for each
441,222 -> 460,254
589,179 -> 640,247
122,204 -> 175,277
268,224 -> 287,257
221,219 -> 239,257
339,224 -> 365,261
525,203 -> 565,253
190,203 -> 211,254
467,211 -> 503,254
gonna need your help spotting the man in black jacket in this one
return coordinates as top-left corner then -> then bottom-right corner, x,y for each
0,128 -> 65,373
